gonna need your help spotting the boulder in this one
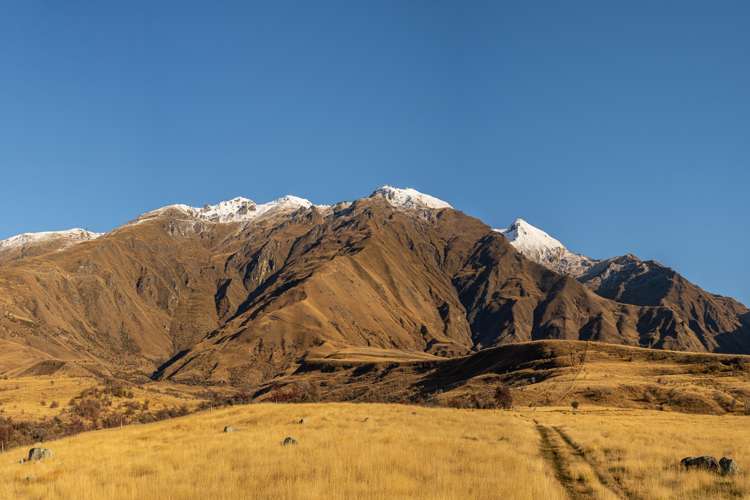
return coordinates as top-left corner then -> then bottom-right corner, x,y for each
27,448 -> 53,462
720,457 -> 738,476
282,436 -> 298,446
224,426 -> 236,433
681,456 -> 719,473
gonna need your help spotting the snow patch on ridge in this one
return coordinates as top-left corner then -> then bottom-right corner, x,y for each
0,228 -> 102,251
141,195 -> 328,224
140,186 -> 449,225
370,186 -> 452,210
496,218 -> 596,277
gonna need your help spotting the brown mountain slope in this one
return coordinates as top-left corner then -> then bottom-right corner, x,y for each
0,213 -> 244,378
451,234 -> 714,351
499,220 -> 750,355
0,229 -> 101,264
579,254 -> 750,352
156,201 -> 485,384
0,197 -> 748,386
153,200 -> 737,385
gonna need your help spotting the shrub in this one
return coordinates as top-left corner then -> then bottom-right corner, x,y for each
446,395 -> 482,409
571,400 -> 580,411
71,398 -> 103,420
494,385 -> 513,409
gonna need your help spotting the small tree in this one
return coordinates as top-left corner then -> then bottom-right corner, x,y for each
571,400 -> 580,412
494,385 -> 513,409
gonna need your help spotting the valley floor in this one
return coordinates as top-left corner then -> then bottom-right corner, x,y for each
1,403 -> 748,500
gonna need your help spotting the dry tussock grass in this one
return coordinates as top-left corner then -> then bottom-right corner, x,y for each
0,403 -> 564,500
1,402 -> 747,499
511,350 -> 750,414
0,376 -> 97,420
534,407 -> 750,499
0,376 -> 208,423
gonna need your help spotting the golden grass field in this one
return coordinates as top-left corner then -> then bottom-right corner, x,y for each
1,402 -> 748,500
0,376 -> 98,420
0,376 -> 207,422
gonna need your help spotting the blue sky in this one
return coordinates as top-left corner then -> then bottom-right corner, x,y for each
1,2 -> 748,304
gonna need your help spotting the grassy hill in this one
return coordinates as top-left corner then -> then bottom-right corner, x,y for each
262,340 -> 750,415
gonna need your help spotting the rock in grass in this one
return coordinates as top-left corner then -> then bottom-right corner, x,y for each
282,436 -> 298,446
681,456 -> 719,473
720,457 -> 738,476
224,426 -> 236,433
27,448 -> 53,462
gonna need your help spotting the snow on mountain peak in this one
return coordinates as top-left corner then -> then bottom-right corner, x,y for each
141,195 -> 324,224
498,218 -> 566,253
195,197 -> 256,223
370,186 -> 452,210
495,218 -> 595,277
0,228 -> 102,251
139,186 -> 449,225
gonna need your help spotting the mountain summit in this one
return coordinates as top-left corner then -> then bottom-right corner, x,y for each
496,218 -> 595,276
370,186 -> 452,210
497,217 -> 749,352
138,195 -> 324,224
0,228 -> 101,263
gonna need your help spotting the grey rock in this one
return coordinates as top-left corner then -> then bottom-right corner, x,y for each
720,457 -> 738,476
27,448 -> 53,462
224,426 -> 236,433
681,456 -> 719,473
282,436 -> 298,446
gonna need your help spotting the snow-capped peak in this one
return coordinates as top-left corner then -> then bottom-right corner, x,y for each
0,228 -> 102,251
194,197 -> 260,223
370,186 -> 452,210
139,187 -> 449,224
197,197 -> 255,222
497,218 -> 566,254
495,218 -> 596,277
141,195 -> 326,224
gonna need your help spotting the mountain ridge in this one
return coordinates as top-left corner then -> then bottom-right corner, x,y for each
0,186 -> 747,386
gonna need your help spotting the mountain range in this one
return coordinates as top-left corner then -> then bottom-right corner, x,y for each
0,186 -> 747,385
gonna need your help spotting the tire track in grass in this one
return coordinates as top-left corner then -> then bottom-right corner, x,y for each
552,426 -> 639,500
535,422 -> 597,500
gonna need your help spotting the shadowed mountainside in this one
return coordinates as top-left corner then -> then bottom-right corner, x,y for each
579,254 -> 750,353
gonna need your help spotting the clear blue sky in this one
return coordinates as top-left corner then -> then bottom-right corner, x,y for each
1,2 -> 748,304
